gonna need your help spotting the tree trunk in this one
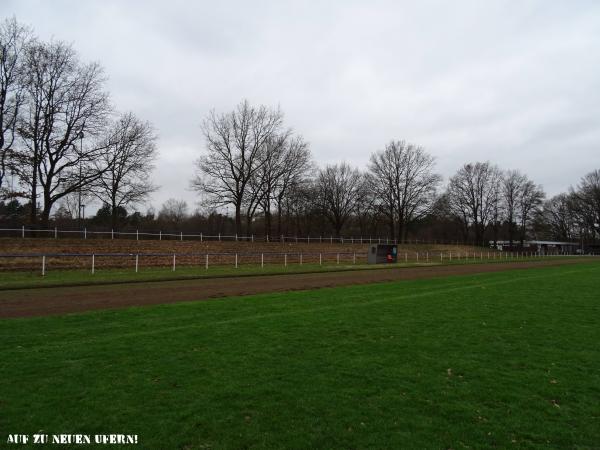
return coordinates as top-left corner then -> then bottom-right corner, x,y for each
397,211 -> 405,243
276,200 -> 283,237
111,204 -> 118,231
29,168 -> 37,225
507,213 -> 514,248
234,202 -> 242,235
474,222 -> 485,247
40,198 -> 52,228
264,200 -> 271,236
246,214 -> 252,237
335,221 -> 342,238
277,202 -> 283,236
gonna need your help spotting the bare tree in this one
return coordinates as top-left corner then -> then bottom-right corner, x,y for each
316,162 -> 364,237
565,169 -> 600,246
243,132 -> 290,235
447,162 -> 502,245
192,99 -> 283,234
281,178 -> 318,236
247,133 -> 312,236
14,39 -> 111,226
274,137 -> 313,236
158,198 -> 188,227
575,170 -> 600,234
0,17 -> 31,194
59,190 -> 94,220
364,167 -> 396,239
539,193 -> 577,241
501,170 -> 526,247
91,112 -> 158,229
354,180 -> 378,237
517,179 -> 545,246
368,141 -> 441,242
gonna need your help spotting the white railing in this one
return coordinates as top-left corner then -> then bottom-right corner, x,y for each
0,250 -> 587,276
0,226 -> 491,247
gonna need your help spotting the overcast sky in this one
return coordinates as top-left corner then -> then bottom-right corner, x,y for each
3,0 -> 600,213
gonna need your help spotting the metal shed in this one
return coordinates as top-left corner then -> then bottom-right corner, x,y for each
367,244 -> 398,264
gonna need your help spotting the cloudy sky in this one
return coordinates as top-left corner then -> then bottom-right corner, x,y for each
3,0 -> 600,212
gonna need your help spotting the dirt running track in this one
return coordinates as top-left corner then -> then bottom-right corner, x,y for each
0,259 -> 596,318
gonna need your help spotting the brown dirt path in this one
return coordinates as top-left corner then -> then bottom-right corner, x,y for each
0,258 -> 595,319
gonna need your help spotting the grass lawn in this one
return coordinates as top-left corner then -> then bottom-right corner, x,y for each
1,262 -> 599,448
0,255 -> 580,290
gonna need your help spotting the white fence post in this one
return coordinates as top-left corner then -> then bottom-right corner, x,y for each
172,254 -> 176,271
261,253 -> 264,268
200,232 -> 203,242
205,253 -> 209,270
55,227 -> 57,239
180,232 -> 183,241
42,255 -> 45,276
337,253 -> 340,265
91,254 -> 95,274
84,228 -> 87,239
160,231 -> 162,240
284,254 -> 287,267
353,252 -> 356,264
319,253 -> 322,266
300,253 -> 303,265
235,253 -> 238,268
135,254 -> 139,273
111,229 -> 114,239
22,225 -> 25,238
136,230 -> 139,241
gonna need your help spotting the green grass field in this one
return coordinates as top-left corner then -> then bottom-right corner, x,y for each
1,261 -> 599,448
0,255 -> 578,290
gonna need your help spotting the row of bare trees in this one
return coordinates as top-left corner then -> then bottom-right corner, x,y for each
540,171 -> 600,243
192,100 -> 598,245
190,100 -> 445,239
444,163 -> 546,247
0,18 -> 158,228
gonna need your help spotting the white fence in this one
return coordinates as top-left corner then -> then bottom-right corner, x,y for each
0,226 -> 461,245
0,250 -> 579,276
1,251 -> 367,274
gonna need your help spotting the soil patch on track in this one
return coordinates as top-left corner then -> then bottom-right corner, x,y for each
0,258 -> 594,318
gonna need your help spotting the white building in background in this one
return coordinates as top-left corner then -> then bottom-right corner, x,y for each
491,240 -> 579,255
